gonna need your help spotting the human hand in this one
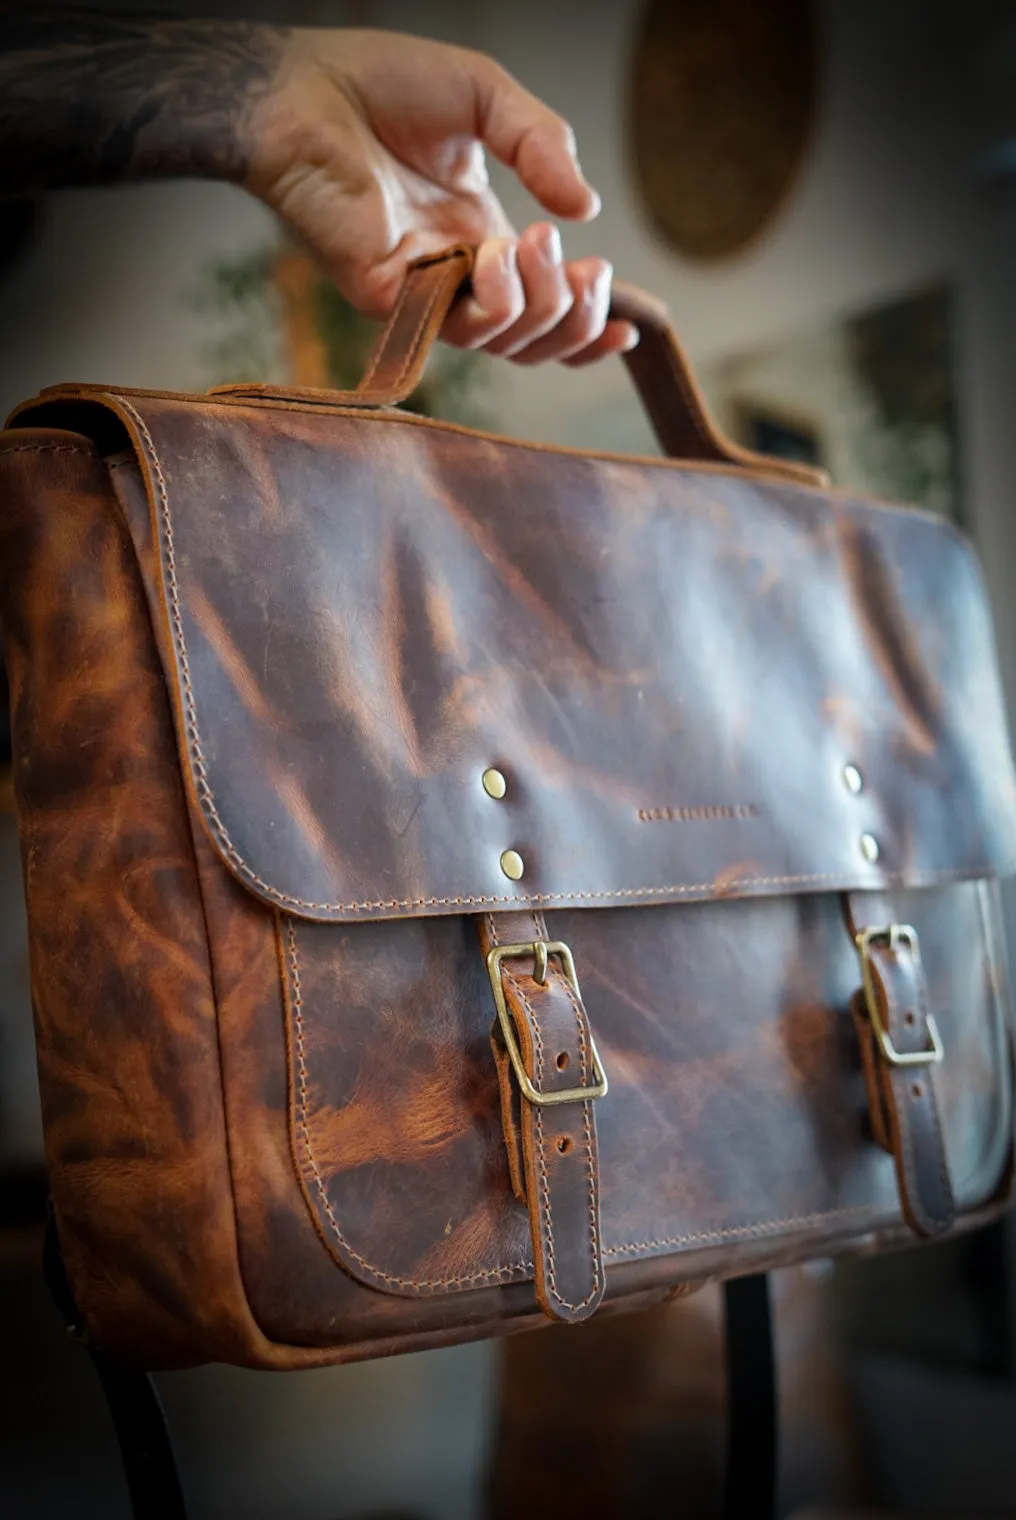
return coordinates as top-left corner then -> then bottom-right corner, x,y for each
245,29 -> 637,366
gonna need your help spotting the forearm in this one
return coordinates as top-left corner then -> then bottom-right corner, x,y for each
0,6 -> 288,195
0,10 -> 628,362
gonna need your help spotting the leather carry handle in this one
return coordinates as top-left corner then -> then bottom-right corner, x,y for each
354,244 -> 825,488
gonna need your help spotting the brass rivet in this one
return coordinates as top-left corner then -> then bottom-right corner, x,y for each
860,832 -> 880,863
482,767 -> 507,800
843,764 -> 863,795
500,849 -> 525,881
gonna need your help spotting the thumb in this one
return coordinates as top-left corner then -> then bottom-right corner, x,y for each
469,56 -> 601,222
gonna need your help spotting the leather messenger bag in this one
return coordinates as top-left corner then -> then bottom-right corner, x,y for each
2,244 -> 1016,1374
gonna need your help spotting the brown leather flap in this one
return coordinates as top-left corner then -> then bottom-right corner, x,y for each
16,389 -> 1016,922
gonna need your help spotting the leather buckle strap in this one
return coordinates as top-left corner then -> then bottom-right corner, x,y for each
856,925 -> 944,1068
479,912 -> 606,1325
486,941 -> 609,1106
851,920 -> 955,1237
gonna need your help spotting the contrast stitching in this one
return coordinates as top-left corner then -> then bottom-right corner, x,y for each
658,334 -> 712,451
920,1011 -> 954,1221
889,963 -> 930,1230
118,399 -> 976,1276
358,277 -> 412,390
513,971 -> 602,1314
0,444 -> 95,458
285,918 -> 531,1292
882,951 -> 953,1230
288,913 -> 893,1283
121,400 -> 996,915
102,386 -> 972,538
389,276 -> 448,392
359,263 -> 452,396
563,964 -> 605,1306
602,1204 -> 877,1257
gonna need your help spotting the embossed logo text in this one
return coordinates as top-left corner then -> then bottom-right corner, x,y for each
636,804 -> 759,823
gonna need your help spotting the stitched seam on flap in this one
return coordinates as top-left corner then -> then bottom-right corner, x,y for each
121,398 -> 998,917
123,401 -> 997,912
602,1205 -> 877,1257
0,444 -> 96,458
286,918 -> 532,1292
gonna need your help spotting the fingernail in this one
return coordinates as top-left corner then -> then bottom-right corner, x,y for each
474,240 -> 518,317
572,157 -> 601,218
620,324 -> 640,353
541,224 -> 563,265
461,141 -> 490,194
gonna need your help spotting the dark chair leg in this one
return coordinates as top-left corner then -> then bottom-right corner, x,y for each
45,1201 -> 777,1520
43,1205 -> 188,1520
723,1273 -> 779,1520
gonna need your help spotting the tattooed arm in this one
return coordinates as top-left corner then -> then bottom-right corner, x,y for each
0,9 -> 636,364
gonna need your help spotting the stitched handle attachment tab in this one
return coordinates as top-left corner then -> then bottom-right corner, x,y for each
212,245 -> 824,487
355,251 -> 824,486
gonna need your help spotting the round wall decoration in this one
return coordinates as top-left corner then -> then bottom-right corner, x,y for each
629,0 -> 818,261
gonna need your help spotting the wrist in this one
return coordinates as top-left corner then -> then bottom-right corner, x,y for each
110,17 -> 291,188
242,34 -> 363,203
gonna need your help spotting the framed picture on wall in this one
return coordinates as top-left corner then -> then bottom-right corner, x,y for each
703,285 -> 961,523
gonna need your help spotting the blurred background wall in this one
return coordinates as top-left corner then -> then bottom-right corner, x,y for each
2,1 -> 1016,1515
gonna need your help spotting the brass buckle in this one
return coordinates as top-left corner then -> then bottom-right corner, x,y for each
486,941 -> 609,1107
855,924 -> 944,1068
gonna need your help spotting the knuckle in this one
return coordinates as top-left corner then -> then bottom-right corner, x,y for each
571,296 -> 601,344
530,287 -> 572,328
466,47 -> 506,85
541,111 -> 576,155
504,286 -> 527,328
357,270 -> 400,323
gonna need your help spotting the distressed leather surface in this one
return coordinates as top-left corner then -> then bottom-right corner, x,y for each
0,434 -> 272,1368
12,391 -> 1014,926
1,370 -> 1014,1370
269,880 -> 1011,1310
